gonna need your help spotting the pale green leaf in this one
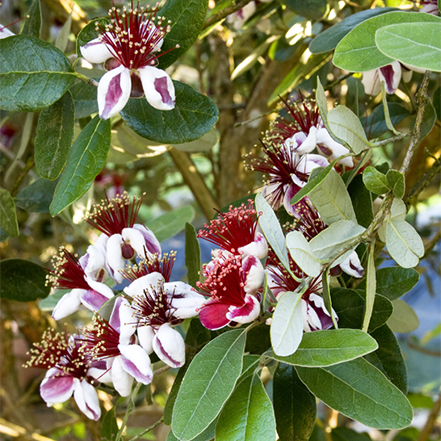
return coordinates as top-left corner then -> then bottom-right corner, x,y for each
0,188 -> 19,237
387,299 -> 419,333
362,242 -> 376,332
147,206 -> 195,243
286,231 -> 321,277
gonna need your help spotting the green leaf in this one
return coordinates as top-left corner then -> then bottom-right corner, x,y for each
50,115 -> 111,216
327,106 -> 368,154
172,329 -> 246,441
365,324 -> 408,394
282,0 -> 327,20
331,289 -> 394,333
256,193 -> 290,272
385,218 -> 424,268
0,35 -> 76,112
362,242 -> 376,333
290,163 -> 334,205
386,299 -> 419,333
296,358 -> 413,429
0,259 -> 50,301
274,363 -> 316,441
376,23 -> 441,72
121,81 -> 219,144
286,231 -> 321,277
361,102 -> 410,139
309,8 -> 398,54
271,291 -> 303,357
386,170 -> 405,199
185,222 -> 201,288
70,81 -> 98,119
309,220 -> 365,264
348,174 -> 374,229
245,322 -> 271,355
357,267 -> 419,300
270,329 -> 378,367
309,169 -> 357,225
168,421 -> 216,441
39,290 -> 66,311
35,91 -> 74,180
362,166 -> 390,195
147,206 -> 195,243
21,0 -> 41,38
164,364 -> 189,426
331,428 -> 372,441
216,374 -> 276,441
0,188 -> 19,237
172,127 -> 220,152
101,408 -> 118,441
333,12 -> 441,72
15,178 -> 58,213
158,0 -> 209,70
55,12 -> 72,53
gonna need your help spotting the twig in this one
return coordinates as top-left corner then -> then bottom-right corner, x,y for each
127,417 -> 164,441
203,0 -> 255,30
417,391 -> 441,441
405,157 -> 441,204
423,228 -> 441,260
324,73 -> 353,91
10,157 -> 35,197
407,339 -> 441,357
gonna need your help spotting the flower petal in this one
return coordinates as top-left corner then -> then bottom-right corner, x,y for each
379,61 -> 401,94
80,35 -> 114,64
340,251 -> 364,278
106,233 -> 125,283
118,344 -> 153,384
242,255 -> 264,294
198,301 -> 231,330
52,289 -> 83,320
124,272 -> 164,298
79,289 -> 111,312
315,128 -> 353,167
40,368 -> 76,406
238,232 -> 268,260
226,294 -> 260,324
152,324 -> 185,368
73,380 -> 101,421
139,66 -> 175,110
110,356 -> 134,397
0,24 -> 14,39
98,65 -> 131,120
132,224 -> 162,257
137,325 -> 155,353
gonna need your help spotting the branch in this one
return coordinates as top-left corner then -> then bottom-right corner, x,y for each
203,0 -> 255,30
417,392 -> 441,441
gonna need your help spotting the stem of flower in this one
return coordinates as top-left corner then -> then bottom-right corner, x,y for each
115,383 -> 142,441
127,416 -> 164,441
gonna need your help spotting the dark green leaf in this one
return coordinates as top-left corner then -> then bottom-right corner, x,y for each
0,259 -> 50,301
348,174 -> 374,229
274,363 -> 316,441
0,36 -> 76,112
331,288 -> 393,333
215,374 -> 276,441
362,166 -> 390,195
333,12 -> 441,72
50,115 -> 111,215
121,81 -> 219,144
185,222 -> 201,288
245,322 -> 271,355
164,364 -> 189,426
158,0 -> 209,69
15,178 -> 58,213
270,329 -> 378,367
0,227 -> 9,243
101,408 -> 118,441
365,325 -> 408,394
172,329 -> 246,441
21,0 -> 41,38
147,206 -> 195,243
357,267 -> 419,300
76,18 -> 109,57
35,91 -> 74,180
433,86 -> 441,121
309,8 -> 398,54
296,358 -> 413,429
70,81 -> 98,119
361,103 -> 410,139
386,170 -> 405,199
185,317 -> 212,355
0,188 -> 19,237
282,0 -> 327,20
331,427 -> 372,441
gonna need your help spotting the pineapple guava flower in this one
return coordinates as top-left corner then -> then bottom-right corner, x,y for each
80,1 -> 176,119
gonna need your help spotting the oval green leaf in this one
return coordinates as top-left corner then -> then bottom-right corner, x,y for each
386,299 -> 419,334
0,188 -> 19,237
172,329 -> 246,441
0,35 -> 76,112
376,23 -> 441,72
286,231 -> 321,277
0,258 -> 50,301
50,115 -> 111,215
70,81 -> 98,119
362,166 -> 390,195
296,358 -> 413,429
185,222 -> 201,288
15,178 -> 58,213
35,91 -> 74,180
271,329 -> 378,367
216,374 -> 276,441
121,81 -> 219,144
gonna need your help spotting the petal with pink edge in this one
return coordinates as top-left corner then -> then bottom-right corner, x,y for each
226,294 -> 260,324
132,224 -> 162,257
139,66 -> 175,110
98,65 -> 131,120
80,36 -> 114,64
79,289 -> 110,312
73,380 -> 101,421
379,61 -> 401,94
152,324 -> 185,368
118,344 -> 153,384
199,301 -> 231,330
238,232 -> 268,260
110,356 -> 134,397
40,368 -> 76,406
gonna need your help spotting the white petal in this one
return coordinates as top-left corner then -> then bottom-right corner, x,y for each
242,255 -> 264,294
79,244 -> 107,281
110,356 -> 134,397
315,128 -> 353,167
132,224 -> 161,257
80,35 -> 114,64
124,272 -> 164,298
98,65 -> 131,120
118,344 -> 153,383
0,25 -> 14,39
121,227 -> 151,258
106,234 -> 125,283
137,325 -> 155,353
295,127 -> 318,154
340,251 -> 364,278
226,294 -> 260,324
361,69 -> 382,96
52,289 -> 83,320
73,380 -> 101,420
40,368 -> 76,406
139,66 -> 175,110
152,324 -> 185,368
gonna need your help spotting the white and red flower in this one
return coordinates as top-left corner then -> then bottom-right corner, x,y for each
80,1 -> 176,119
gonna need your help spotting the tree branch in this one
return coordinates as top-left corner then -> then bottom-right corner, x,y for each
203,0 -> 255,30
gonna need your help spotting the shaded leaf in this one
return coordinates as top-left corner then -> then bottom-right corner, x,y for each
282,0 -> 327,20
348,174 -> 374,229
362,166 -> 390,195
386,299 -> 419,334
15,178 -> 58,213
147,206 -> 195,243
101,408 -> 118,441
386,170 -> 405,199
0,259 -> 50,301
0,188 -> 19,237
21,0 -> 41,38
70,81 -> 98,119
185,222 -> 201,288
